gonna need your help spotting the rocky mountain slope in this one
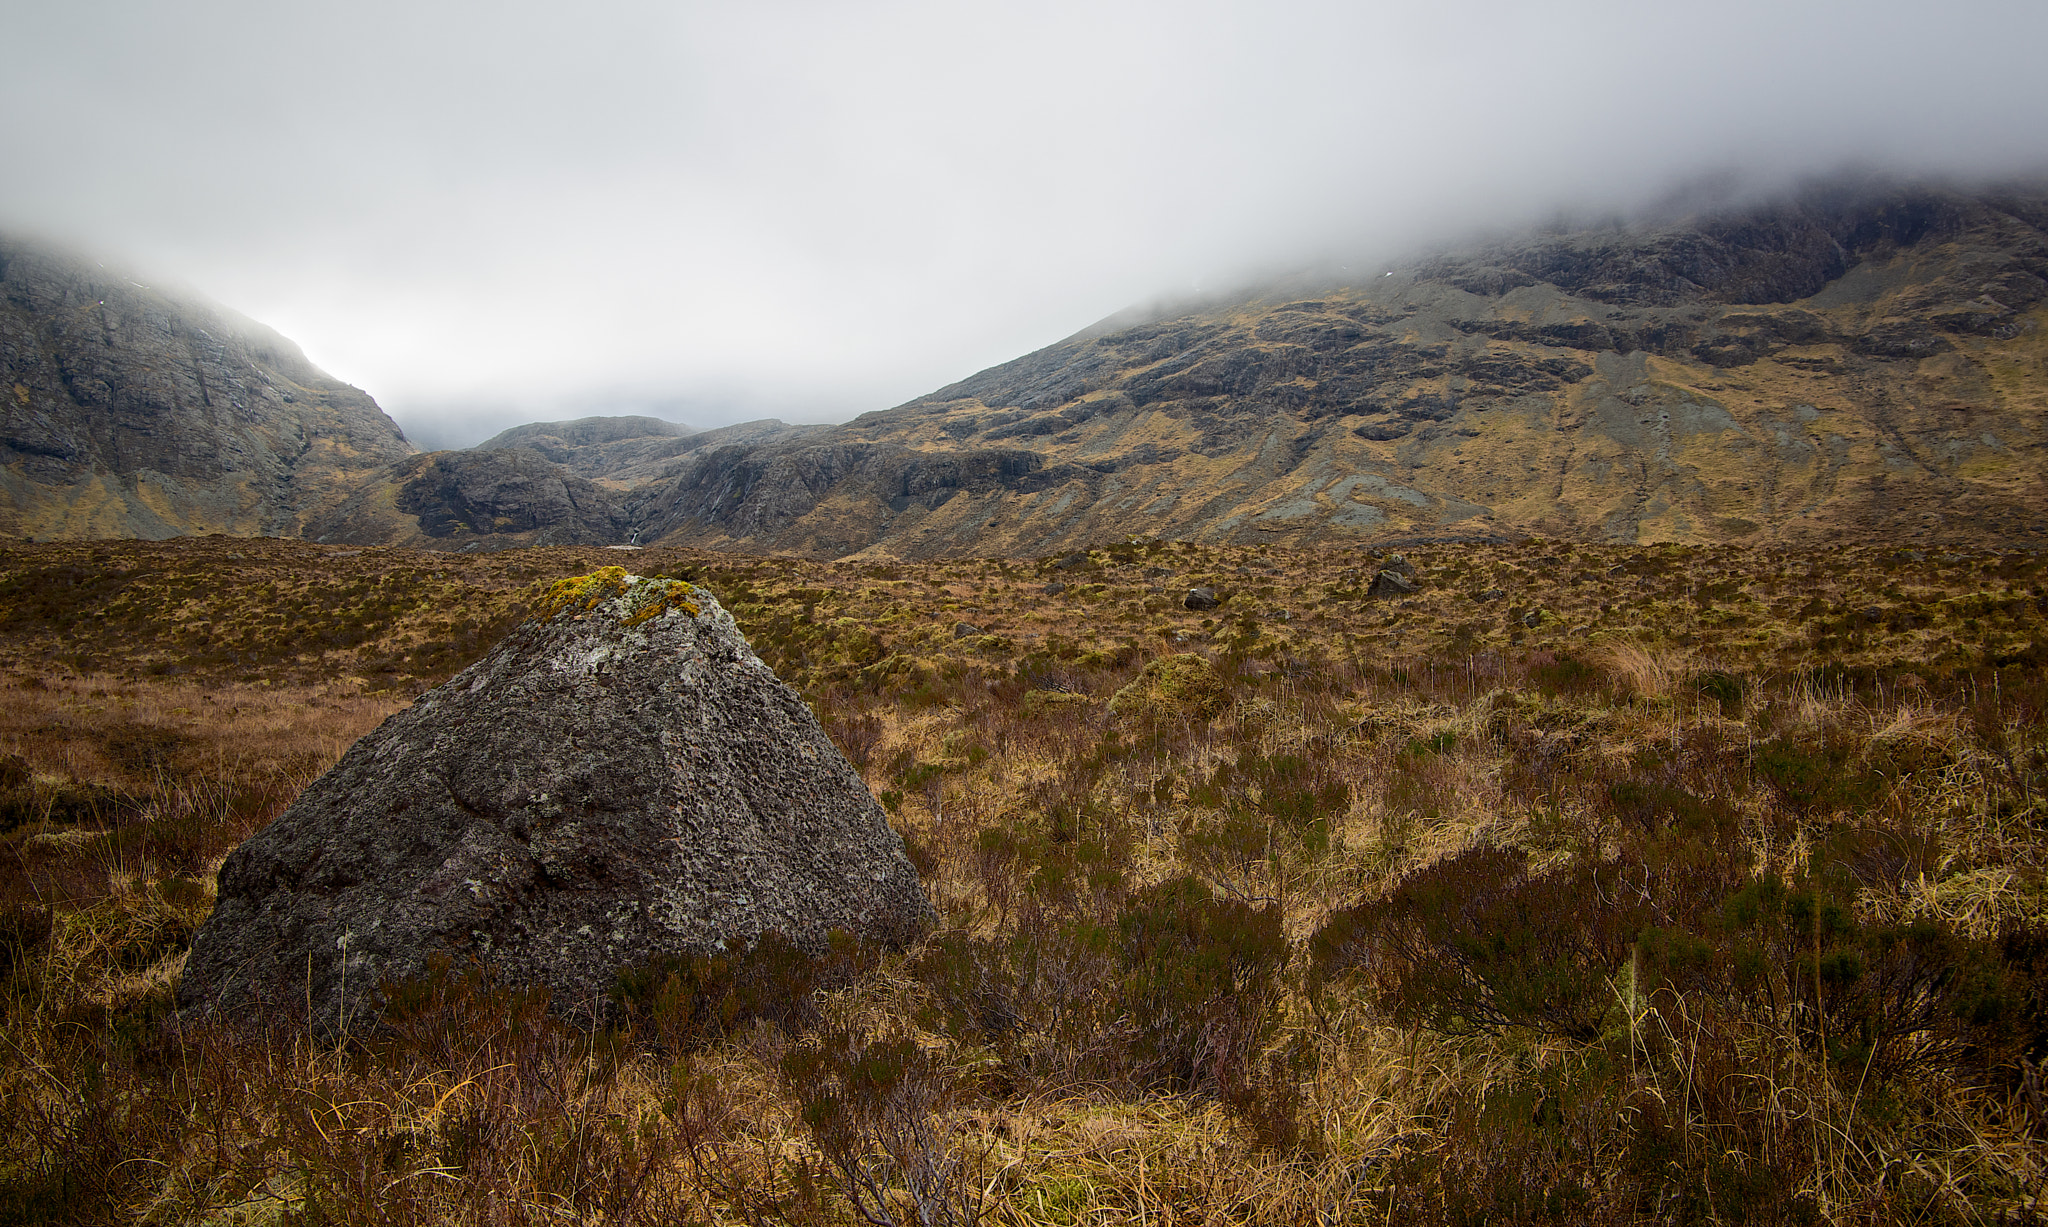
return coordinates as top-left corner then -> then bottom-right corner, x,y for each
472,415 -> 825,487
608,176 -> 2048,558
304,447 -> 633,549
20,175 -> 2048,558
0,237 -> 415,539
474,415 -> 691,483
310,416 -> 831,550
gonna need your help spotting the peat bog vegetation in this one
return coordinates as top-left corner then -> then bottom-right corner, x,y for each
1,534 -> 2046,1225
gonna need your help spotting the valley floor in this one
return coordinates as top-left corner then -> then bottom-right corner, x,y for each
0,535 -> 2044,1225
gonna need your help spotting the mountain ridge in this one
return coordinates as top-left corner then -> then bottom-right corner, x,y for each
467,415 -> 826,488
0,237 -> 415,539
583,174 -> 2048,557
8,174 -> 2048,556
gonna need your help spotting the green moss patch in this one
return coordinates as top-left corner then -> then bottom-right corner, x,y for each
1108,653 -> 1228,721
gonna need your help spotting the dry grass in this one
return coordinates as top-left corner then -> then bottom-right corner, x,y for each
1589,640 -> 1693,701
2,536 -> 2046,1225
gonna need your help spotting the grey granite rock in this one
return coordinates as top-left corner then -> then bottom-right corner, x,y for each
177,573 -> 932,1033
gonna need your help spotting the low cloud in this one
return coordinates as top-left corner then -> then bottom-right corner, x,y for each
5,0 -> 2044,439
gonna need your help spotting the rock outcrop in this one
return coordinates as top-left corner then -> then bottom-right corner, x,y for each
177,569 -> 933,1032
0,236 -> 415,539
1367,570 -> 1418,598
305,419 -> 840,549
305,447 -> 634,549
478,414 -> 692,455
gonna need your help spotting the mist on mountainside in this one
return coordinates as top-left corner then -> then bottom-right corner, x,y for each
3,0 -> 2044,444
392,387 -> 851,452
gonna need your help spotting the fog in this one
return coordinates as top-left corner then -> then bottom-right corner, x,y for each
4,0 -> 2045,447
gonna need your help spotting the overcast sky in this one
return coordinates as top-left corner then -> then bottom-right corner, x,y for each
4,0 -> 2045,448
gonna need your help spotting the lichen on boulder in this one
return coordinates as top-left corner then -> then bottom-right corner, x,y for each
177,570 -> 933,1033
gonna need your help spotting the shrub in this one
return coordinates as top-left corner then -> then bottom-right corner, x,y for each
1240,750 -> 1350,832
822,708 -> 884,772
1526,651 -> 1600,697
912,924 -> 1121,1095
1020,689 -> 1092,719
1107,653 -> 1229,721
1753,736 -> 1886,817
1312,847 -> 1642,1039
782,1024 -> 989,1227
379,955 -> 562,1067
1693,668 -> 1746,716
611,930 -> 870,1051
917,877 -> 1289,1112
0,904 -> 52,984
1116,876 -> 1288,1095
1699,873 -> 2030,1078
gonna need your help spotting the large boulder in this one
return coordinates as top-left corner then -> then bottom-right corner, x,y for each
177,567 -> 933,1032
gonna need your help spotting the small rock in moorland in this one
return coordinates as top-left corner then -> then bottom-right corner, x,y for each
1184,587 -> 1220,611
1367,570 -> 1417,598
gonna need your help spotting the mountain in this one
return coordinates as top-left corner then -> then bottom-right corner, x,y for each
23,174 -> 2048,557
471,415 -> 826,487
473,415 -> 691,486
611,176 -> 2048,558
0,237 -> 415,539
304,416 -> 833,550
303,447 -> 634,549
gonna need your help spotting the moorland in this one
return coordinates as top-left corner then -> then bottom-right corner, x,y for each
0,533 -> 2043,1225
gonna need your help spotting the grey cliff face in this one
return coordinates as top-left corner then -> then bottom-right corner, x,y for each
303,446 -> 633,548
0,237 -> 414,539
385,447 -> 630,543
468,417 -> 830,488
307,419 -> 837,548
474,416 -> 700,487
176,575 -> 933,1032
